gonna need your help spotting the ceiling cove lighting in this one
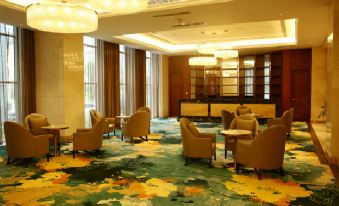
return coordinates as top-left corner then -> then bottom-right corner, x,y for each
214,49 -> 238,58
197,43 -> 232,54
88,0 -> 148,14
27,3 -> 98,33
189,57 -> 218,66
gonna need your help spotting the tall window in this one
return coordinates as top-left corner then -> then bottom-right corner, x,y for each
264,54 -> 270,99
146,51 -> 151,107
119,45 -> 127,115
244,56 -> 254,96
0,23 -> 18,142
83,36 -> 98,127
146,52 -> 160,117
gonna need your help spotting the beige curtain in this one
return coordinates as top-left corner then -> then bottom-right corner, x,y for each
104,42 -> 120,118
135,49 -> 146,110
20,28 -> 36,119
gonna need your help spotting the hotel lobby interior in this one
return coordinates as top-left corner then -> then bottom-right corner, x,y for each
0,0 -> 339,205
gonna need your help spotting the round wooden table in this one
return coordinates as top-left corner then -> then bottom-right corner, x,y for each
221,129 -> 252,168
41,125 -> 69,157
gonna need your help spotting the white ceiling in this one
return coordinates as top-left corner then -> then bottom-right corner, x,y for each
0,0 -> 332,55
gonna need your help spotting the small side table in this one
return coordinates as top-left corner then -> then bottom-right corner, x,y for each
221,129 -> 252,168
41,125 -> 69,157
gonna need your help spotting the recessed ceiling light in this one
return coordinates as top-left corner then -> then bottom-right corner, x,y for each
279,13 -> 283,16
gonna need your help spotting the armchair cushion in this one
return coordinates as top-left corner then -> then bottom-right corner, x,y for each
188,123 -> 199,137
238,108 -> 251,115
28,117 -> 48,130
235,119 -> 255,131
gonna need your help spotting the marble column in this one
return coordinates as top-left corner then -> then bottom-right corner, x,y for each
330,0 -> 339,164
35,32 -> 84,136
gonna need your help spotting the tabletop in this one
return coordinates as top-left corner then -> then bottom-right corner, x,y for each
221,129 -> 252,136
41,125 -> 69,130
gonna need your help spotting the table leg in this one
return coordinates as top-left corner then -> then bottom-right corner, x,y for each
224,135 -> 227,158
234,137 -> 238,169
53,131 -> 57,157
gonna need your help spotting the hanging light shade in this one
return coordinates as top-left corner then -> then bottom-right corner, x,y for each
189,57 -> 218,66
197,43 -> 232,54
214,50 -> 239,58
88,0 -> 148,14
27,3 -> 98,33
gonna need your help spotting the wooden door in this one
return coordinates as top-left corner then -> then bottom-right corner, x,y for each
170,74 -> 183,116
291,69 -> 311,121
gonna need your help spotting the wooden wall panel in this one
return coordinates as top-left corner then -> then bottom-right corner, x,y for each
169,56 -> 191,116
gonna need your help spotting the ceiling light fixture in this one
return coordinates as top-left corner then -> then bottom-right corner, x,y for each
214,49 -> 238,58
88,0 -> 148,14
27,3 -> 98,33
189,57 -> 218,66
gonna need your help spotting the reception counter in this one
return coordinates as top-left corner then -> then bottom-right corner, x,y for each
179,99 -> 277,120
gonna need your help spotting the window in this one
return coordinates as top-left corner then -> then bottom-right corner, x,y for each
0,23 -> 18,142
119,45 -> 127,115
83,36 -> 98,127
264,54 -> 270,99
243,56 -> 254,96
146,51 -> 151,107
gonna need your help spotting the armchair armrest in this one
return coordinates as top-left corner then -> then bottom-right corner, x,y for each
186,138 -> 215,158
105,118 -> 115,124
267,118 -> 284,127
76,128 -> 91,133
199,133 -> 216,143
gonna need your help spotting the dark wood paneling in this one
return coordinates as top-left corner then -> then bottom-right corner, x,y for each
291,69 -> 311,121
281,49 -> 311,121
169,56 -> 191,116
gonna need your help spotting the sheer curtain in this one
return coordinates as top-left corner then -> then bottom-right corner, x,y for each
0,23 -> 18,143
150,53 -> 160,117
125,47 -> 136,115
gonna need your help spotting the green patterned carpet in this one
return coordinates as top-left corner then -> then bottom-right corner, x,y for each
0,118 -> 338,205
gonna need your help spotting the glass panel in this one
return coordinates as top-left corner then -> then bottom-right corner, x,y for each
0,23 -> 17,142
222,85 -> 238,94
222,78 -> 238,85
83,36 -> 98,128
196,69 -> 204,77
190,69 -> 196,77
191,78 -> 196,85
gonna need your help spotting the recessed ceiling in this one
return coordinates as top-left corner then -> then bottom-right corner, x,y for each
0,0 -> 332,55
150,20 -> 288,44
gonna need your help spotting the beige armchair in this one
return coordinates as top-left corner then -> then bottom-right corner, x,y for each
235,104 -> 252,117
221,110 -> 235,130
136,106 -> 151,133
225,115 -> 259,158
24,113 -> 50,136
90,109 -> 115,138
122,111 -> 150,142
73,118 -> 105,158
180,118 -> 216,167
4,121 -> 50,163
236,125 -> 287,179
267,108 -> 294,136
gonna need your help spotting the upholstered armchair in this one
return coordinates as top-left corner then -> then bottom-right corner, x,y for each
180,118 -> 216,167
136,106 -> 151,133
236,125 -> 287,179
90,109 -> 115,138
122,111 -> 150,142
73,118 -> 105,158
221,110 -> 235,130
235,105 -> 252,117
24,113 -> 50,136
267,108 -> 294,136
225,115 -> 259,158
4,121 -> 50,163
